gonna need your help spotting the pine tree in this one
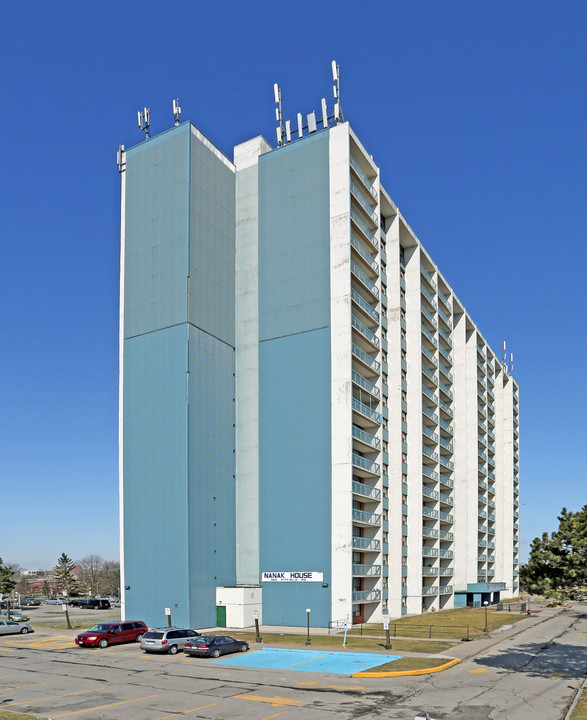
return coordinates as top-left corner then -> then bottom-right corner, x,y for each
54,553 -> 81,598
521,505 -> 587,599
0,558 -> 16,597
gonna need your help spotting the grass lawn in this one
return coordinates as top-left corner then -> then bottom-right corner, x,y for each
571,687 -> 587,720
229,631 -> 453,654
0,712 -> 38,719
347,607 -> 528,640
366,656 -> 452,673
34,616 -> 120,630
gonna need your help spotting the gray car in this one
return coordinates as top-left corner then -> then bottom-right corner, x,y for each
0,619 -> 32,635
0,610 -> 30,623
140,627 -> 201,654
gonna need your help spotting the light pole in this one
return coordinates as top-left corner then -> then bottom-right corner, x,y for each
483,601 -> 489,632
305,608 -> 311,646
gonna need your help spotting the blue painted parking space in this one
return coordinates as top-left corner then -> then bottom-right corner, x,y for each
213,647 -> 402,675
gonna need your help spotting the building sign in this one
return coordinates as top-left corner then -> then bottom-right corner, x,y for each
488,583 -> 506,591
261,572 -> 323,583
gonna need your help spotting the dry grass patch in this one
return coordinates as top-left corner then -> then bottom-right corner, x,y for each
571,687 -> 587,720
365,656 -> 450,673
0,711 -> 39,719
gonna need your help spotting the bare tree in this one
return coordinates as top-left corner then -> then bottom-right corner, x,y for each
77,555 -> 104,596
97,561 -> 120,597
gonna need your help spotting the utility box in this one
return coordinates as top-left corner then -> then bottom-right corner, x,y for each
215,586 -> 262,628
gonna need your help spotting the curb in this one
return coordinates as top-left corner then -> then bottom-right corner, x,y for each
352,657 -> 461,677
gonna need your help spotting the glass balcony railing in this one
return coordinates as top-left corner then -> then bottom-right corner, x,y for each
439,548 -> 453,558
422,325 -> 438,348
422,547 -> 439,557
352,563 -> 381,577
422,567 -> 438,576
422,385 -> 439,405
438,342 -> 452,364
439,399 -> 453,417
422,506 -> 439,519
352,480 -> 381,501
352,397 -> 380,424
439,530 -> 453,540
438,585 -> 453,594
421,305 -> 438,329
423,446 -> 439,462
422,586 -> 438,596
423,405 -> 439,425
351,288 -> 379,323
421,267 -> 437,291
351,182 -> 379,225
439,510 -> 453,522
351,209 -> 378,249
422,344 -> 438,367
439,567 -> 454,576
438,326 -> 452,346
422,485 -> 439,500
439,417 -> 453,434
421,285 -> 437,309
352,536 -> 381,552
439,436 -> 453,452
439,474 -> 454,488
439,492 -> 453,506
352,423 -> 380,449
438,288 -> 451,311
352,452 -> 380,475
352,589 -> 381,603
352,508 -> 381,526
351,261 -> 379,298
422,526 -> 439,537
350,155 -> 378,200
439,455 -> 454,471
438,306 -> 451,326
351,234 -> 379,274
423,465 -> 439,481
422,364 -> 437,384
352,314 -> 379,348
438,380 -> 453,400
352,370 -> 380,400
352,343 -> 380,372
438,362 -> 453,382
423,425 -> 439,443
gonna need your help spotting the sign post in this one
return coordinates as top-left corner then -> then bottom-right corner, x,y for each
62,603 -> 72,630
252,610 -> 262,643
305,608 -> 311,646
343,614 -> 350,647
382,611 -> 391,650
165,607 -> 172,628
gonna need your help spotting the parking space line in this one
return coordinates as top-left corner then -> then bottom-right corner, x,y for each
280,653 -> 329,669
50,694 -> 159,717
0,674 -> 18,678
261,713 -> 288,720
3,680 -> 60,691
0,648 -> 14,652
235,695 -> 303,708
3,688 -> 98,707
151,702 -> 218,719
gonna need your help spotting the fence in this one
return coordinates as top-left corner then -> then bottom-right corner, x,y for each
328,620 -> 471,641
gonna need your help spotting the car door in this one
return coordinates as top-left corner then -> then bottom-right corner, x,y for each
0,620 -> 7,635
119,623 -> 135,642
108,625 -> 124,644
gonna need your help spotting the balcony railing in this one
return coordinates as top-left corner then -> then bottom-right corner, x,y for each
422,364 -> 438,383
439,399 -> 453,417
439,474 -> 454,488
439,567 -> 454,576
438,380 -> 453,400
438,362 -> 453,382
352,343 -> 380,373
350,155 -> 378,200
351,181 -> 379,224
353,563 -> 381,577
422,567 -> 438,576
439,548 -> 453,558
352,370 -> 380,400
352,424 -> 380,449
439,417 -> 453,434
439,492 -> 453,506
422,344 -> 438,367
438,326 -> 452,346
423,405 -> 439,424
422,527 -> 439,537
423,466 -> 439,481
438,585 -> 453,594
439,436 -> 453,452
352,452 -> 380,475
439,511 -> 453,522
422,507 -> 439,519
422,385 -> 439,406
423,485 -> 439,500
422,586 -> 438,596
439,530 -> 453,540
423,446 -> 439,462
352,397 -> 380,424
351,209 -> 378,248
439,455 -> 454,471
352,480 -> 381,501
438,288 -> 451,311
352,314 -> 379,348
352,509 -> 381,526
352,536 -> 381,552
423,425 -> 439,443
351,287 -> 379,323
421,285 -> 437,308
438,342 -> 452,364
351,234 -> 379,274
421,305 -> 438,329
422,547 -> 439,557
422,325 -> 438,348
421,267 -> 437,291
351,261 -> 379,298
352,589 -> 381,604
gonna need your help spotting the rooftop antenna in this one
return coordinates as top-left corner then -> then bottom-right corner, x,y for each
274,83 -> 285,147
509,352 -> 514,375
502,341 -> 507,372
116,145 -> 125,173
332,60 -> 344,123
138,107 -> 150,139
172,98 -> 181,126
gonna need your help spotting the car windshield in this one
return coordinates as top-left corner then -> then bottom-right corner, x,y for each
88,624 -> 112,632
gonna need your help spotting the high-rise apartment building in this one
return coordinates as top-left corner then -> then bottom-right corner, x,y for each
118,104 -> 519,630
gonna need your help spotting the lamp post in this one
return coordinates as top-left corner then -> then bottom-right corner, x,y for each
483,601 -> 489,632
305,608 -> 311,646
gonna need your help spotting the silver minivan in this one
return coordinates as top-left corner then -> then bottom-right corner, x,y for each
140,627 -> 201,654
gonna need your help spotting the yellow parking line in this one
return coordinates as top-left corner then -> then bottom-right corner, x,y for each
261,713 -> 288,720
4,688 -> 98,707
0,648 -> 14,652
50,694 -> 159,717
468,668 -> 489,674
0,674 -> 17,678
3,680 -> 59,691
280,653 -> 329,669
235,695 -> 302,707
151,702 -> 218,719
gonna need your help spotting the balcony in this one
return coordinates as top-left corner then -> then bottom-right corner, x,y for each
423,485 -> 439,500
439,492 -> 453,506
439,567 -> 454,576
352,452 -> 380,475
351,261 -> 379,298
421,267 -> 437,291
421,305 -> 438,330
422,364 -> 438,384
423,425 -> 439,443
438,306 -> 451,327
438,342 -> 452,364
438,585 -> 453,595
439,417 -> 453,434
422,567 -> 438,576
422,547 -> 439,558
439,436 -> 453,452
439,511 -> 453,523
351,209 -> 378,250
422,507 -> 439,519
351,287 -> 379,324
422,385 -> 439,406
439,399 -> 453,418
352,424 -> 380,450
352,314 -> 379,349
439,530 -> 453,540
350,155 -> 378,200
352,370 -> 380,400
422,344 -> 438,367
423,405 -> 439,425
350,234 -> 379,274
352,589 -> 381,604
438,380 -> 453,401
423,446 -> 439,462
352,508 -> 381,526
423,465 -> 439,481
422,526 -> 439,538
352,343 -> 380,373
439,455 -> 454,471
438,288 -> 451,312
352,480 -> 381,501
422,586 -> 438,596
352,397 -> 380,424
422,325 -> 438,348
351,181 -> 378,225
439,548 -> 453,558
438,362 -> 453,383
353,563 -> 381,577
439,474 -> 454,488
421,285 -> 437,309
353,536 -> 380,552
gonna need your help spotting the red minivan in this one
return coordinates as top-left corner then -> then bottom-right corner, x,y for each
75,621 -> 148,648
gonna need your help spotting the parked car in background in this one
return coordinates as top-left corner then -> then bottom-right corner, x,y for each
70,598 -> 111,609
20,598 -> 42,607
75,621 -> 147,648
45,598 -> 62,605
0,610 -> 30,623
140,627 -> 201,654
0,619 -> 32,635
183,635 -> 249,658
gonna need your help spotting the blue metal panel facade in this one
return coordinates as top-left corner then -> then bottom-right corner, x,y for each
123,124 -> 235,629
258,132 -> 332,627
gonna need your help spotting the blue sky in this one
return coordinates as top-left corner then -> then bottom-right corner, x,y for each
1,1 -> 585,570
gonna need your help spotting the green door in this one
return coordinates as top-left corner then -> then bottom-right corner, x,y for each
216,605 -> 226,627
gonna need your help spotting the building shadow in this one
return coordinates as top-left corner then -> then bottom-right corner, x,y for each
472,640 -> 587,678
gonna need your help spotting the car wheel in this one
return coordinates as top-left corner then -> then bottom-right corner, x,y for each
239,643 -> 248,652
20,627 -> 29,634
98,639 -> 109,648
168,645 -> 178,655
136,633 -> 144,642
211,649 -> 220,658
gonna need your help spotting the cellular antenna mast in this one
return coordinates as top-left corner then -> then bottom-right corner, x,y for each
173,98 -> 182,126
138,107 -> 151,139
274,83 -> 285,147
332,60 -> 343,123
